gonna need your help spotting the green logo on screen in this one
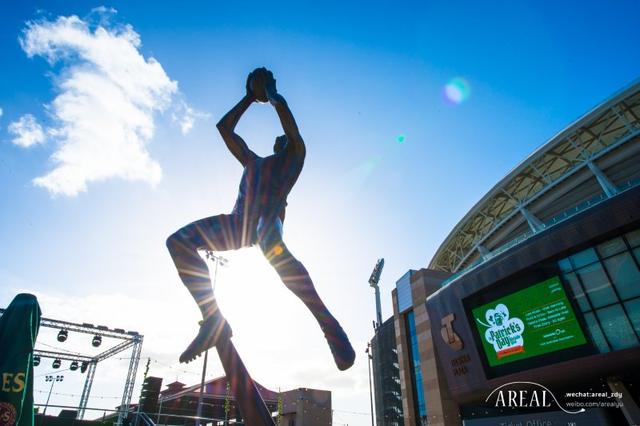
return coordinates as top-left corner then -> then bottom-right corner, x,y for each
472,277 -> 588,367
478,304 -> 525,359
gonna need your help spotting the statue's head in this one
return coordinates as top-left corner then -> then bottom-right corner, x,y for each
274,135 -> 288,153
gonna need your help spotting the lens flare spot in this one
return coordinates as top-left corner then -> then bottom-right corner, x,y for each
397,134 -> 406,144
444,77 -> 471,105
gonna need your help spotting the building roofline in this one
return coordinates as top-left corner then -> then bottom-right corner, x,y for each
430,78 -> 640,270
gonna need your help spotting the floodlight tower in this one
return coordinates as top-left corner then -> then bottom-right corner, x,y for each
369,258 -> 384,329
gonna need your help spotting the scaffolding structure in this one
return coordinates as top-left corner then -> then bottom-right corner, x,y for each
0,309 -> 144,425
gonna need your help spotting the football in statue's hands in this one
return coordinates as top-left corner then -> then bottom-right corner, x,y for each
250,68 -> 269,103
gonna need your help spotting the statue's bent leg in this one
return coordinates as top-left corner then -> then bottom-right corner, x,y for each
258,219 -> 356,371
166,214 -> 248,363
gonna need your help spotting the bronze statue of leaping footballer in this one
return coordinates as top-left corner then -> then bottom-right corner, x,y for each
166,68 -> 355,371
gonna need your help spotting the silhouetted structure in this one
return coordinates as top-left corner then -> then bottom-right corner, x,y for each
371,317 -> 403,426
107,377 -> 277,425
165,67 -> 354,425
0,293 -> 41,426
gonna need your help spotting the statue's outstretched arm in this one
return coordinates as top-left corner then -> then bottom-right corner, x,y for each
216,75 -> 256,165
265,74 -> 306,156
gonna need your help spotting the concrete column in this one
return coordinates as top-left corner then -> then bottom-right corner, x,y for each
477,245 -> 490,259
519,206 -> 545,233
392,289 -> 417,426
587,161 -> 619,198
410,269 -> 461,426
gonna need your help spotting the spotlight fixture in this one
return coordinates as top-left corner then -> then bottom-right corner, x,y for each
57,329 -> 68,342
80,361 -> 89,373
33,355 -> 41,366
52,359 -> 62,369
70,361 -> 79,371
92,335 -> 102,347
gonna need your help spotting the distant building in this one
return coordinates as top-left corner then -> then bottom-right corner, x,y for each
119,377 -> 331,425
278,388 -> 332,426
147,377 -> 278,424
371,316 -> 403,425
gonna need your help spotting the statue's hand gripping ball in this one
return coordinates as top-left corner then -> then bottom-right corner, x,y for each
249,68 -> 270,103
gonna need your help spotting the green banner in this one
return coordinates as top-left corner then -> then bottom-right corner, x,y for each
472,276 -> 587,367
0,294 -> 41,426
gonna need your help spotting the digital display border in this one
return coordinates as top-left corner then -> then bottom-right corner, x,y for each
462,265 -> 595,378
471,276 -> 587,367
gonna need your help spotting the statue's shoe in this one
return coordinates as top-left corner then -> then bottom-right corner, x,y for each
179,314 -> 232,363
322,319 -> 356,371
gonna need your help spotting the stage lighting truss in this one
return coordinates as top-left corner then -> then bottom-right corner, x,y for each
0,308 -> 144,425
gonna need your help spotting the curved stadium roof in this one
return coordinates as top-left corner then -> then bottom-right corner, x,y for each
429,80 -> 640,274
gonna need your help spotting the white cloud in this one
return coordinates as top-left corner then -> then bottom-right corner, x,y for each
8,114 -> 45,147
172,100 -> 210,135
0,107 -> 3,117
18,11 -> 203,196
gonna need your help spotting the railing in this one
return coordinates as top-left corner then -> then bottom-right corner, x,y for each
134,412 -> 156,426
440,177 -> 640,287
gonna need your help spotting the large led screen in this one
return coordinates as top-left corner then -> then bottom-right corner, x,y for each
471,276 -> 587,367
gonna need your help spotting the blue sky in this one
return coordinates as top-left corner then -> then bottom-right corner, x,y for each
1,1 -> 639,424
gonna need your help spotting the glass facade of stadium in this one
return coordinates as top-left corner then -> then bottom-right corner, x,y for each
392,81 -> 640,426
559,229 -> 640,353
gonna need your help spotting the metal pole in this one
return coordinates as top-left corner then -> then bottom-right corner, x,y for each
374,286 -> 382,327
196,254 -> 226,425
117,336 -> 143,425
224,381 -> 230,425
79,362 -> 97,420
208,250 -> 273,425
196,349 -> 209,425
368,259 -> 385,329
43,375 -> 63,416
156,396 -> 164,425
42,378 -> 56,416
366,343 -> 374,426
213,256 -> 220,292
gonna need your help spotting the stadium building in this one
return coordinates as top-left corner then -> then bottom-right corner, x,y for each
393,81 -> 640,425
